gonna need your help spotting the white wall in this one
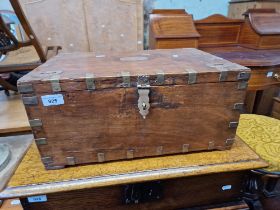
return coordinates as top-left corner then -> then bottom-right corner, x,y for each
152,0 -> 230,20
0,0 -> 13,10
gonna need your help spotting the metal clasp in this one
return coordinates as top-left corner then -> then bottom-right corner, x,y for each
137,75 -> 150,119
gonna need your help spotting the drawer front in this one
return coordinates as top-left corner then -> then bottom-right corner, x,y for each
248,67 -> 280,91
21,171 -> 247,210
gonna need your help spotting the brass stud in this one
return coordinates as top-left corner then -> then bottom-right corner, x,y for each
156,146 -> 163,155
127,150 -> 134,159
182,144 -> 190,153
66,157 -> 76,165
97,153 -> 105,162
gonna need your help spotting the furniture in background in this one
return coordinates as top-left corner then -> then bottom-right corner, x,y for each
18,0 -> 143,53
228,0 -> 280,19
272,97 -> 280,120
149,9 -> 280,116
0,134 -> 266,209
0,91 -> 30,136
149,10 -> 200,49
237,114 -> 280,210
0,0 -> 60,93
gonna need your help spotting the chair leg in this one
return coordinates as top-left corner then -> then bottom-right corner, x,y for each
0,76 -> 17,92
243,173 -> 264,210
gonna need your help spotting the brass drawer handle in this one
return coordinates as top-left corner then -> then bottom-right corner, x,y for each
274,73 -> 280,82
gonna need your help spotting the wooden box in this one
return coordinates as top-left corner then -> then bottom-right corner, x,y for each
149,13 -> 200,49
18,48 -> 250,169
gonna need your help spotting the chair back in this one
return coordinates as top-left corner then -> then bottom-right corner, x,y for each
0,0 -> 46,62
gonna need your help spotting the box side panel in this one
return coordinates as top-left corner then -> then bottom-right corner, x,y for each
22,82 -> 246,168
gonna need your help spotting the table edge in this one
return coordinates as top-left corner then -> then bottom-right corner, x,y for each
0,158 -> 267,199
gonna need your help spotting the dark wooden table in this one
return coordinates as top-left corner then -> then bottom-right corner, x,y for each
201,46 -> 280,114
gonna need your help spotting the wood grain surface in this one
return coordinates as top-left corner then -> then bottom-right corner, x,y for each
18,49 -> 248,85
0,136 -> 267,199
0,92 -> 30,135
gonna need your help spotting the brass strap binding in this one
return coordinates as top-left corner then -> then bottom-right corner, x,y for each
208,141 -> 215,150
219,70 -> 228,82
97,153 -> 105,162
121,71 -> 131,87
225,138 -> 235,147
127,150 -> 134,159
41,157 -> 53,165
22,96 -> 38,105
238,81 -> 248,90
156,146 -> 163,155
66,157 -> 76,166
35,138 -> 47,145
29,119 -> 42,128
237,72 -> 251,81
233,103 -> 244,111
229,122 -> 239,128
18,83 -> 34,94
50,75 -> 61,92
182,144 -> 190,153
186,69 -> 197,84
85,73 -> 95,91
156,70 -> 165,85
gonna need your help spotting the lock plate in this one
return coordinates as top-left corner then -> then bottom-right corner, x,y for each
137,76 -> 150,119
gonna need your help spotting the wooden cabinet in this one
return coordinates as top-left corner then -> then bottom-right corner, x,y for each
149,12 -> 200,49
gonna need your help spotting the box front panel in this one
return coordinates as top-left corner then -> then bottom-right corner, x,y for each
25,81 -> 245,168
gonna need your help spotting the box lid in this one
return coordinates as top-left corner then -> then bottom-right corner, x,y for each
18,48 -> 250,93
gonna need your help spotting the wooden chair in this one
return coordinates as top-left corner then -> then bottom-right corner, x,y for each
0,0 -> 61,93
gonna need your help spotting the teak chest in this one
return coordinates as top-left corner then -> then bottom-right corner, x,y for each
18,48 -> 250,169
